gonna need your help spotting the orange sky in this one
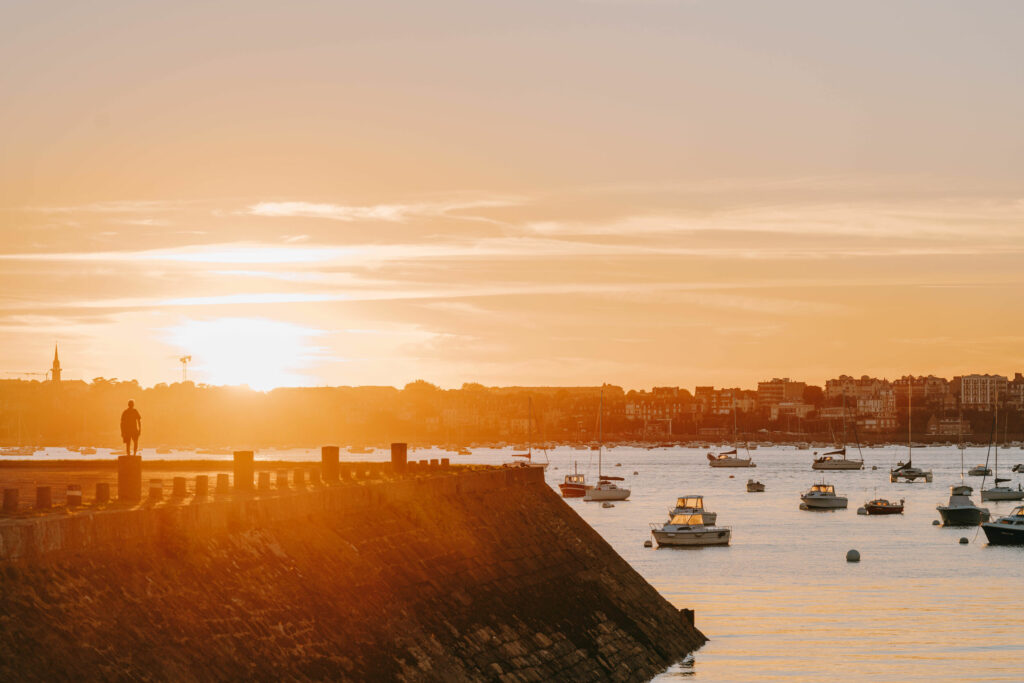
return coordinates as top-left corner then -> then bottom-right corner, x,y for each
2,2 -> 1024,390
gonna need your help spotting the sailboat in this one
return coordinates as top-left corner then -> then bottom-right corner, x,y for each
813,395 -> 864,470
511,397 -> 549,471
981,401 -> 1023,501
583,388 -> 630,502
889,386 -> 932,483
707,398 -> 756,468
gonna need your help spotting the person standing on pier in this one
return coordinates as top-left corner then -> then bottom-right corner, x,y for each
120,400 -> 142,456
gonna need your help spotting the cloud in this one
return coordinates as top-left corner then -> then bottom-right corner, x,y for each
247,197 -> 521,223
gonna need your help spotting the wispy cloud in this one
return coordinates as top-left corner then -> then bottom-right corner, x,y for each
247,197 -> 521,223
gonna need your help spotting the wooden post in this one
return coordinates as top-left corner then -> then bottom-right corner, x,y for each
2,488 -> 18,513
233,450 -> 254,492
149,479 -> 163,501
321,446 -> 339,482
215,473 -> 230,494
66,484 -> 83,508
117,455 -> 142,503
195,475 -> 209,497
258,471 -> 271,491
95,483 -> 110,505
36,486 -> 52,510
391,442 -> 408,472
172,477 -> 187,498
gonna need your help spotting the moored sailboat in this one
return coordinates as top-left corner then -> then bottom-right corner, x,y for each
583,387 -> 630,502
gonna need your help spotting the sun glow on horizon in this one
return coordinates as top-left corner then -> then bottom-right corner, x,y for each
165,318 -> 326,391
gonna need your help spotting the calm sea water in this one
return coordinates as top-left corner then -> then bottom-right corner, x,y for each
21,444 -> 1024,681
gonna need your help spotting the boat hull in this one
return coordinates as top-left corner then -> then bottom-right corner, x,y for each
583,487 -> 631,502
980,488 -> 1024,501
558,483 -> 590,498
981,523 -> 1024,545
937,506 -> 987,526
812,460 -> 863,470
801,496 -> 848,509
865,504 -> 903,515
652,528 -> 731,547
708,459 -> 756,468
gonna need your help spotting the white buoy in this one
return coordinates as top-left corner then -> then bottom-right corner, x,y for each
932,520 -> 941,526
644,539 -> 653,548
959,537 -> 969,544
846,549 -> 860,562
857,507 -> 867,515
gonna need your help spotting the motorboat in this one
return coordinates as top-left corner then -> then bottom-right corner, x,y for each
800,482 -> 848,509
967,464 -> 991,477
650,511 -> 731,547
746,479 -> 765,493
669,495 -> 717,525
889,461 -> 933,483
812,448 -> 864,470
558,462 -> 591,498
936,485 -> 991,527
864,498 -> 904,515
707,450 -> 756,468
981,505 -> 1024,545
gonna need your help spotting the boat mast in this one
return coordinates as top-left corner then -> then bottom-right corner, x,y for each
527,396 -> 533,460
958,395 -> 964,480
907,381 -> 912,465
994,397 -> 999,483
841,393 -> 848,460
598,386 -> 604,479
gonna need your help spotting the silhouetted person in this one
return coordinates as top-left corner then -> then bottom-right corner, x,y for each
121,400 -> 142,456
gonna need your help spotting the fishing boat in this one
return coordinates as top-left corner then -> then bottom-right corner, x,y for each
864,498 -> 904,515
746,479 -> 765,492
668,495 -> 717,525
889,390 -> 932,482
800,482 -> 848,509
981,505 -> 1024,545
558,462 -> 591,498
936,485 -> 990,527
813,397 -> 864,470
980,403 -> 1024,501
583,388 -> 630,502
650,509 -> 731,547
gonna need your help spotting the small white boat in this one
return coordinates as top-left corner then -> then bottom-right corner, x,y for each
968,464 -> 991,477
980,481 -> 1024,501
650,511 -> 731,547
812,449 -> 864,470
801,482 -> 848,509
583,478 -> 631,502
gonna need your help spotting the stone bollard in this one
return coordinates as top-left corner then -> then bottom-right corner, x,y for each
429,458 -> 439,468
293,469 -> 306,488
117,455 -> 143,503
3,488 -> 18,513
172,477 -> 187,498
680,608 -> 695,626
36,486 -> 52,510
441,458 -> 450,468
391,442 -> 408,472
258,471 -> 271,491
215,473 -> 230,495
233,450 -> 254,492
149,479 -> 163,501
277,470 -> 289,489
66,484 -> 83,508
321,446 -> 340,483
95,483 -> 110,505
309,468 -> 321,486
195,475 -> 209,498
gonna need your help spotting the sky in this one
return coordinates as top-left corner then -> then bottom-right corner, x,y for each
2,1 -> 1024,391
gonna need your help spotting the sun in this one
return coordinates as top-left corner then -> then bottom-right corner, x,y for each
166,317 -> 324,390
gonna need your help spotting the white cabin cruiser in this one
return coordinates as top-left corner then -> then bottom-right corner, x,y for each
936,485 -> 991,527
668,495 -> 717,525
800,482 -> 848,509
583,477 -> 631,502
650,512 -> 731,547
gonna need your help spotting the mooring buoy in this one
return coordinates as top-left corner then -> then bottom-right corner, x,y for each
846,549 -> 860,562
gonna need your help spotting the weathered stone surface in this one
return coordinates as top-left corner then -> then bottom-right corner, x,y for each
0,467 -> 704,681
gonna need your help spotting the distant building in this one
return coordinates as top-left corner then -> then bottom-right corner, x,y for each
757,378 -> 806,408
959,374 -> 1008,409
769,402 -> 814,421
857,415 -> 898,433
50,345 -> 61,383
926,415 -> 971,437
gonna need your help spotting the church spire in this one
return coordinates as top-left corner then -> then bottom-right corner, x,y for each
51,343 -> 62,383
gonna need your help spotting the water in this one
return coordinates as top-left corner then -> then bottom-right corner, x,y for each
15,444 -> 1024,680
